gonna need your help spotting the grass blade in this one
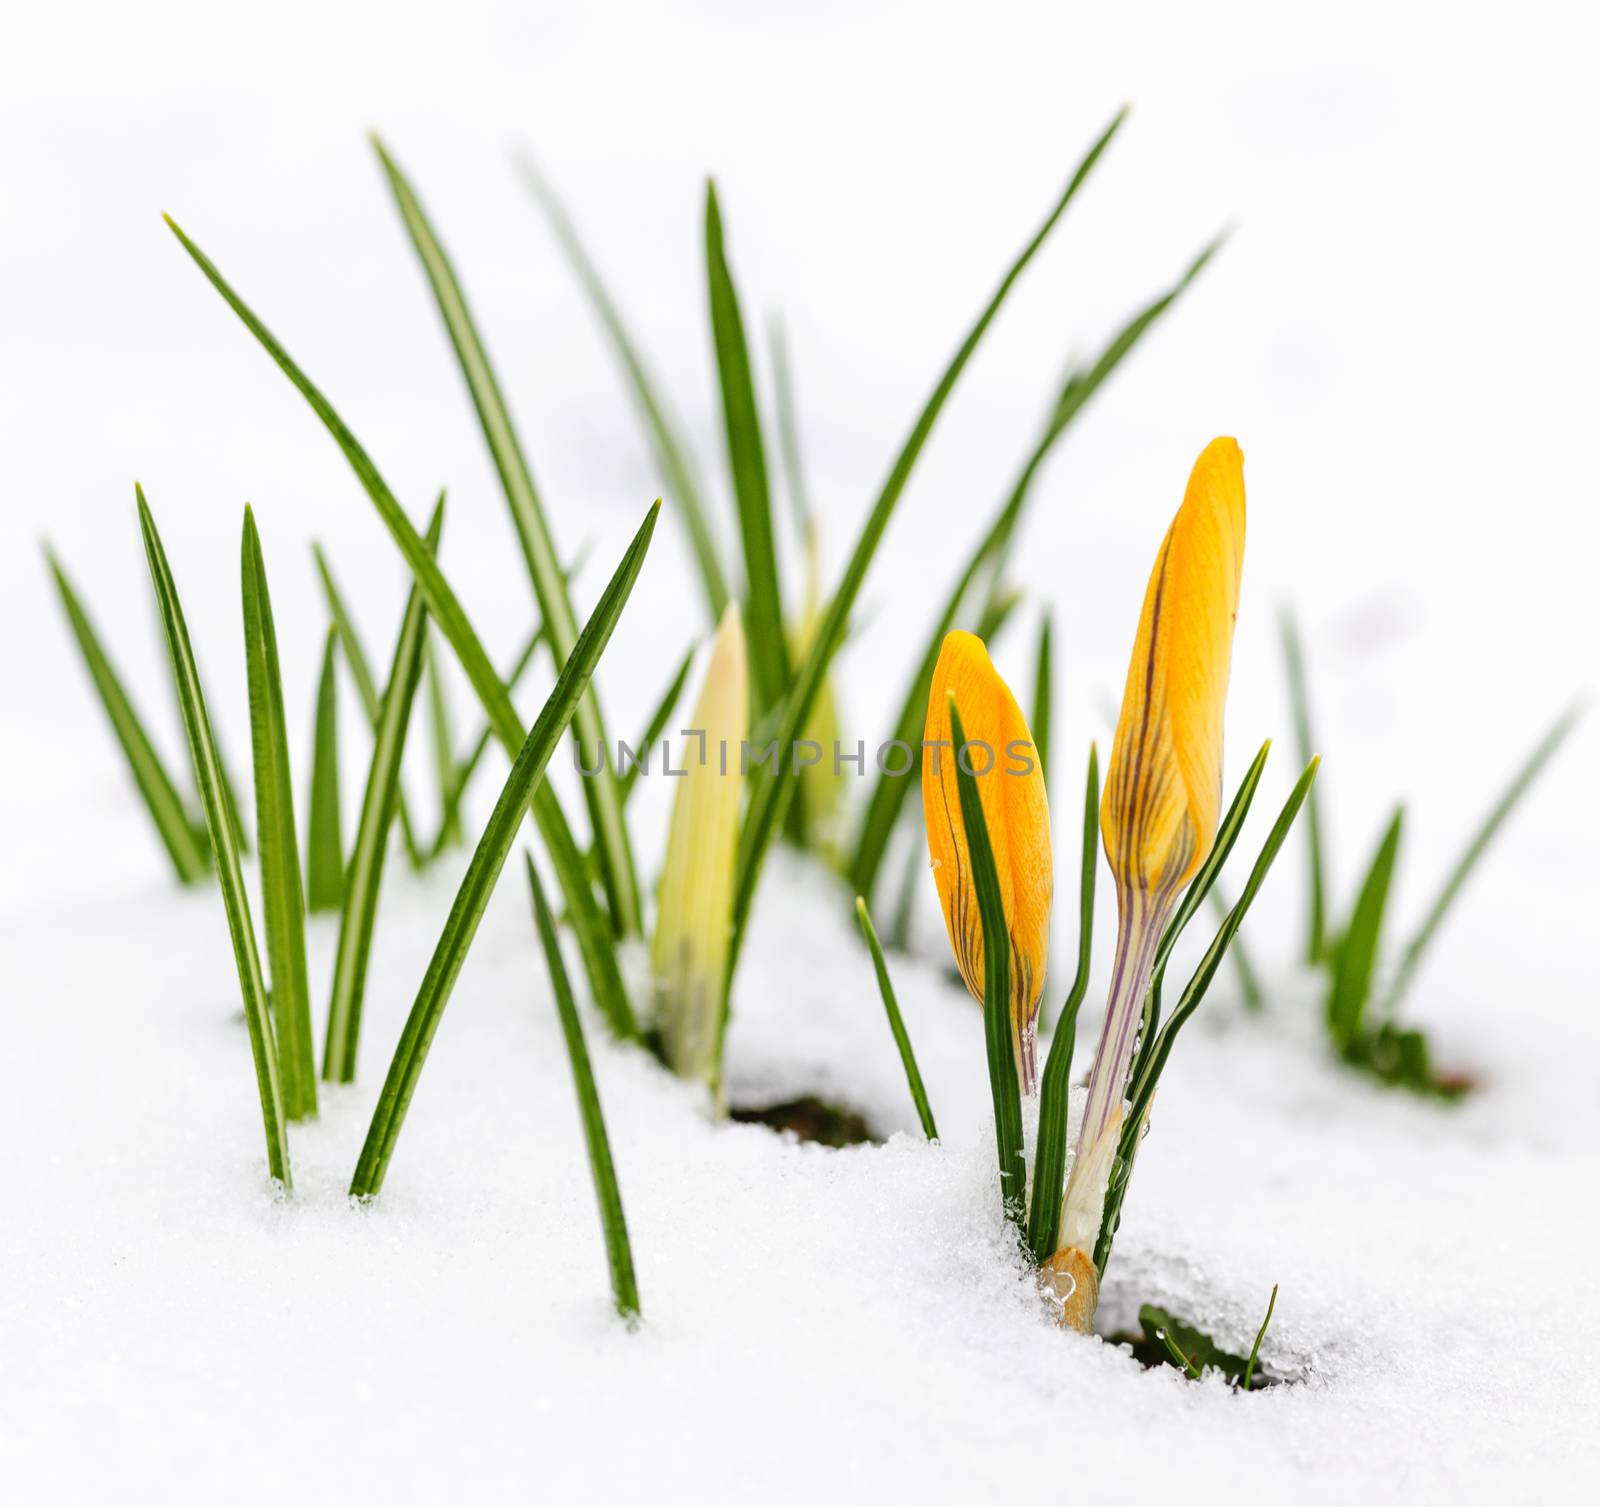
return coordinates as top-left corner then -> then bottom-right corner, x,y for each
322,501 -> 444,1083
371,139 -> 643,941
423,631 -> 462,850
350,500 -> 658,1197
1381,704 -> 1581,1015
427,624 -> 544,861
705,183 -> 790,720
313,543 -> 425,868
854,898 -> 938,1140
1210,886 -> 1266,1011
1031,611 -> 1054,792
949,699 -> 1026,1229
518,155 -> 728,621
1028,744 -> 1099,1263
524,854 -> 640,1321
44,546 -> 210,884
1280,610 -> 1328,963
768,314 -> 813,542
844,225 -> 1214,909
1100,759 -> 1320,1270
306,625 -> 345,913
619,642 -> 697,805
1326,809 -> 1403,1048
727,110 -> 1130,1039
241,507 -> 318,1121
1243,1283 -> 1279,1391
165,213 -> 636,1040
138,487 -> 289,1187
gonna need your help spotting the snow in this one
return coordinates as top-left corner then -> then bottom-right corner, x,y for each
4,0 -> 1600,1501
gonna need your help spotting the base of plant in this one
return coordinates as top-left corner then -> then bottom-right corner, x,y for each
1340,1023 -> 1476,1099
730,1096 -> 878,1147
1108,1303 -> 1288,1390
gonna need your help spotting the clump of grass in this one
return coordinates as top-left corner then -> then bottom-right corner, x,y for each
1282,611 -> 1579,1096
1114,1283 -> 1281,1389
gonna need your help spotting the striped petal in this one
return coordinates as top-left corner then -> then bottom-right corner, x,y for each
1101,436 -> 1246,896
921,630 -> 1052,1090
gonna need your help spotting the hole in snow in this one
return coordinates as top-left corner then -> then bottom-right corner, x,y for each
729,1096 -> 881,1148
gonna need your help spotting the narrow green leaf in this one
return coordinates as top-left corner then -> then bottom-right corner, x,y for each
1128,742 -> 1271,1092
241,506 -> 317,1121
854,897 -> 938,1140
138,487 -> 289,1187
1280,610 -> 1328,964
350,501 -> 658,1198
1099,759 -> 1320,1271
1156,1322 -> 1202,1380
423,631 -> 461,850
1028,743 -> 1099,1264
949,698 -> 1026,1229
1243,1283 -> 1278,1391
322,501 -> 444,1084
845,230 -> 1218,910
1327,809 -> 1403,1048
1210,886 -> 1266,1011
165,214 -> 635,1041
619,643 -> 696,806
313,542 -> 424,869
44,546 -> 210,884
1031,611 -> 1053,793
306,626 -> 345,913
1381,704 -> 1580,1015
525,854 -> 640,1321
428,623 -> 544,861
517,152 -> 729,621
371,138 -> 643,941
768,314 -> 813,542
726,111 -> 1131,1055
705,182 -> 790,720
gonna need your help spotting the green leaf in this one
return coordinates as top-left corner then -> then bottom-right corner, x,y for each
241,506 -> 318,1122
423,631 -> 461,851
1280,610 -> 1328,963
1028,744 -> 1099,1264
313,543 -> 424,869
1131,1305 -> 1254,1384
854,897 -> 938,1140
1326,809 -> 1403,1049
517,152 -> 729,621
349,499 -> 657,1198
1381,703 -> 1580,1015
524,854 -> 640,1322
1031,611 -> 1053,792
44,546 -> 210,884
305,626 -> 345,913
165,213 -> 636,1042
137,487 -> 290,1188
725,110 -> 1131,1067
844,224 -> 1215,910
705,182 -> 790,721
1209,885 -> 1266,1011
768,314 -> 813,542
322,501 -> 443,1084
1099,758 -> 1320,1272
1127,742 -> 1272,1094
371,138 -> 643,941
948,698 -> 1026,1229
619,642 -> 697,806
1243,1284 -> 1279,1391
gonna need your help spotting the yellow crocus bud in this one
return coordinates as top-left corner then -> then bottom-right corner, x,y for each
652,604 -> 747,1084
921,630 -> 1052,1092
1052,436 -> 1246,1332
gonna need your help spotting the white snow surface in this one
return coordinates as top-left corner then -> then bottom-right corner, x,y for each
5,0 -> 1600,1501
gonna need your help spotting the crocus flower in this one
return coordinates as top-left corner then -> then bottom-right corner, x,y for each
653,603 -> 747,1084
1049,436 -> 1246,1331
922,630 -> 1052,1091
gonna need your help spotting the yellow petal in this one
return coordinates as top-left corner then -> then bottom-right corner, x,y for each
1101,436 -> 1246,896
921,630 -> 1052,1089
653,603 -> 747,1082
